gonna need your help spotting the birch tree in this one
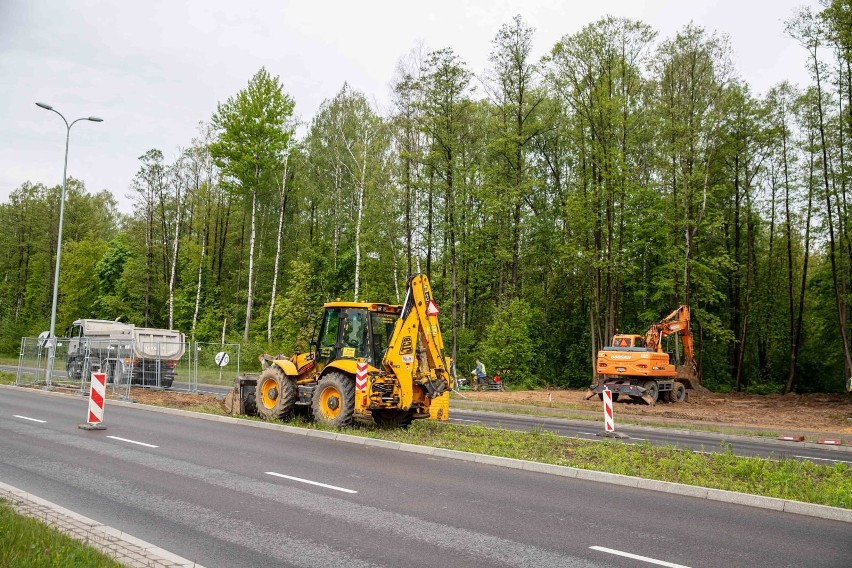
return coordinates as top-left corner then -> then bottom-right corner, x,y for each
210,68 -> 295,342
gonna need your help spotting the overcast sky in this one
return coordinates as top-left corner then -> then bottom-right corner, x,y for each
0,0 -> 816,213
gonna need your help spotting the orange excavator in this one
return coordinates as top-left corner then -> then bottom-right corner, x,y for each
585,305 -> 697,405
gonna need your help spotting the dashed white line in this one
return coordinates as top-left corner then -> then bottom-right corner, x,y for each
449,418 -> 481,423
794,455 -> 852,465
590,545 -> 691,567
106,436 -> 159,448
13,415 -> 46,423
265,471 -> 358,494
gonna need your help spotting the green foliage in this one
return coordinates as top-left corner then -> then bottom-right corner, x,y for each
2,10 -> 851,398
480,298 -> 538,387
271,259 -> 321,354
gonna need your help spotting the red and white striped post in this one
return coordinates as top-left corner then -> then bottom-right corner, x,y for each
603,387 -> 615,432
596,386 -> 626,438
79,372 -> 107,430
355,362 -> 368,392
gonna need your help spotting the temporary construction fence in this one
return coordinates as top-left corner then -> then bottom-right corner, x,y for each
15,336 -> 241,395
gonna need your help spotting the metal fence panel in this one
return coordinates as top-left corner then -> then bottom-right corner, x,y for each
16,337 -> 239,396
193,342 -> 241,391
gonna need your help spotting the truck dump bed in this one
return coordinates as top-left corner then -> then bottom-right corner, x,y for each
132,328 -> 185,360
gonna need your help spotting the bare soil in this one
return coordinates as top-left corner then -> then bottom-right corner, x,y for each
120,386 -> 852,437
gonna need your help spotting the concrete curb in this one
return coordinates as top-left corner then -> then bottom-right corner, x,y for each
4,384 -> 851,525
0,480 -> 204,567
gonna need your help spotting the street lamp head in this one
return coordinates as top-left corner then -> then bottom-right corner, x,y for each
87,116 -> 104,122
36,102 -> 54,110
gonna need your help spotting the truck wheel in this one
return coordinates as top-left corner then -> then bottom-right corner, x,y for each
641,380 -> 659,403
372,409 -> 414,428
671,381 -> 686,403
255,366 -> 297,420
312,372 -> 355,427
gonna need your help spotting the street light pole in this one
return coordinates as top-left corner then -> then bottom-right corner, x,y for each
36,102 -> 103,387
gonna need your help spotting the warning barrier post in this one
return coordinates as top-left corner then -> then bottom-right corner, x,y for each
79,372 -> 107,430
596,386 -> 627,439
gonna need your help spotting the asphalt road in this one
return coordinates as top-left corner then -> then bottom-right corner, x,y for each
1,386 -> 850,568
6,363 -> 850,466
446,409 -> 852,465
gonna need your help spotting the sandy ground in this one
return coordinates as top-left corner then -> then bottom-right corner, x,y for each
125,386 -> 852,436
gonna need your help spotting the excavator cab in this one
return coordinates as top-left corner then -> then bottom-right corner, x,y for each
313,305 -> 397,369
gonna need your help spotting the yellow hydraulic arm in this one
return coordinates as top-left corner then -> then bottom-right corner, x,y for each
382,274 -> 452,409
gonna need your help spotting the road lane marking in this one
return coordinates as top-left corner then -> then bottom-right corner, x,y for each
265,471 -> 358,494
106,436 -> 159,448
590,546 -> 690,567
794,455 -> 852,465
449,418 -> 480,423
13,415 -> 46,423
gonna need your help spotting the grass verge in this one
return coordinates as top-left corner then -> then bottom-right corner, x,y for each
0,499 -> 123,568
153,395 -> 851,510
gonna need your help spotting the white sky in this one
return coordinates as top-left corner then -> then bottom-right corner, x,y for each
0,0 -> 815,213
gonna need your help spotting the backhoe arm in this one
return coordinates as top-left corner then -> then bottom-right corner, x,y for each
382,274 -> 452,409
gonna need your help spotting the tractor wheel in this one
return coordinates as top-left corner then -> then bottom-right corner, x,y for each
671,381 -> 686,403
241,387 -> 257,416
255,365 -> 297,420
312,372 -> 355,427
372,409 -> 414,429
597,392 -> 620,402
641,380 -> 659,404
660,389 -> 672,403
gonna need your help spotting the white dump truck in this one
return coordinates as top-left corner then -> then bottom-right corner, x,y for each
65,319 -> 186,388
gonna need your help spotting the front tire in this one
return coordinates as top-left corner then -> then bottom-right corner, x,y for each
255,366 -> 297,420
312,372 -> 355,427
671,381 -> 686,403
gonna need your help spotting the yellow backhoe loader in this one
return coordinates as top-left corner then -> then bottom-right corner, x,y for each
223,274 -> 452,427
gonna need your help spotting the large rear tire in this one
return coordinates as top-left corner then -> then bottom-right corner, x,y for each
372,409 -> 414,428
312,372 -> 355,427
255,366 -> 297,420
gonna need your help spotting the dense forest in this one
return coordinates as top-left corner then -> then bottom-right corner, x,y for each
3,3 -> 852,394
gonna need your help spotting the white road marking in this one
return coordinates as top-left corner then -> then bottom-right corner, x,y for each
13,415 -> 46,423
449,418 -> 481,423
590,545 -> 691,567
106,436 -> 159,448
265,471 -> 358,494
794,455 -> 852,465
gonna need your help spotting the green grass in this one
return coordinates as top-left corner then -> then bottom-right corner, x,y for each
0,499 -> 123,568
248,414 -> 852,509
0,372 -> 15,385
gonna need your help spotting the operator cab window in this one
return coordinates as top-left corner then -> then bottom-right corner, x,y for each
342,308 -> 369,360
317,308 -> 341,366
370,312 -> 396,364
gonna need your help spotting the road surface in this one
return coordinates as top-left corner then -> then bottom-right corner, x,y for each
1,386 -> 849,568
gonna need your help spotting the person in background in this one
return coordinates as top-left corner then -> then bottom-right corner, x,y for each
472,359 -> 487,390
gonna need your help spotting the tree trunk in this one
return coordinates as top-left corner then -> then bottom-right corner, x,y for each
243,188 -> 257,343
268,153 -> 289,343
